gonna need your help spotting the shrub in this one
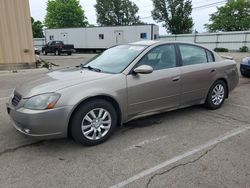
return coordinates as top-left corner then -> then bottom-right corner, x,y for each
239,46 -> 249,52
214,48 -> 229,52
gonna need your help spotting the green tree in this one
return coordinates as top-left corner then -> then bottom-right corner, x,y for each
44,0 -> 88,28
151,0 -> 193,34
95,0 -> 141,25
31,17 -> 44,38
205,0 -> 250,32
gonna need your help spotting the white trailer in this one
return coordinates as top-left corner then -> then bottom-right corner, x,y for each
45,24 -> 159,50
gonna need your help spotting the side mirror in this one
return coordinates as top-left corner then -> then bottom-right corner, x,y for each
133,65 -> 153,74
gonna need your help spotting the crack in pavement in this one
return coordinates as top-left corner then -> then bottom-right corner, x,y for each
0,141 -> 44,157
211,111 -> 250,125
202,109 -> 250,125
146,144 -> 218,188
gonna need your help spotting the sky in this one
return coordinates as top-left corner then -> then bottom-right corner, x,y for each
28,0 -> 226,35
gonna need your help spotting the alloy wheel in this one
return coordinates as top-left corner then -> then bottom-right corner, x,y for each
211,84 -> 225,105
81,108 -> 112,140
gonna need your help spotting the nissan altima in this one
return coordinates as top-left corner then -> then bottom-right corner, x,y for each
7,41 -> 239,145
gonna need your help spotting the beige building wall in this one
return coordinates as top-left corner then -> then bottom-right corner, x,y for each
0,0 -> 35,70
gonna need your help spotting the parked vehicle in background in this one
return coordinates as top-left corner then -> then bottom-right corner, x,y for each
240,57 -> 250,77
34,47 -> 40,55
42,41 -> 75,56
7,41 -> 239,146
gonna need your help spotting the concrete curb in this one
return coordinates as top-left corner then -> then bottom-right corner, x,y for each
0,68 -> 49,75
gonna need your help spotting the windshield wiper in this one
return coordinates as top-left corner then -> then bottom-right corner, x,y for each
79,64 -> 102,72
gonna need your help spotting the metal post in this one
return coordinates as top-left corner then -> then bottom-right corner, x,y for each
216,33 -> 219,48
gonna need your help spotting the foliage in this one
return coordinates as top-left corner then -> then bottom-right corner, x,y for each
151,0 -> 193,34
31,17 -> 44,38
214,48 -> 229,52
36,57 -> 59,70
205,0 -> 250,32
239,46 -> 249,52
95,0 -> 141,25
44,0 -> 88,28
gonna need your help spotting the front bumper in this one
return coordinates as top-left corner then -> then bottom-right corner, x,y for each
240,64 -> 250,76
7,103 -> 73,139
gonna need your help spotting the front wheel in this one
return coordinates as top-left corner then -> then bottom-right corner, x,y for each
70,99 -> 117,146
205,80 -> 227,110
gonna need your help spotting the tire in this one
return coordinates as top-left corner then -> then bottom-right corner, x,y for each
205,80 -> 227,110
70,99 -> 117,146
68,52 -> 72,56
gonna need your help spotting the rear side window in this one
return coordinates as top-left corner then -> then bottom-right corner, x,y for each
179,44 -> 208,66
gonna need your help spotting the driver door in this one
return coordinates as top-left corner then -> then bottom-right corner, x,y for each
126,44 -> 181,119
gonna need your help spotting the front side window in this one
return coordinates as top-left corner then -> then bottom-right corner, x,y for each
85,45 -> 146,74
137,45 -> 177,70
179,45 -> 208,66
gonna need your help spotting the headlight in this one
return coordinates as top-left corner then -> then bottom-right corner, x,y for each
24,93 -> 61,110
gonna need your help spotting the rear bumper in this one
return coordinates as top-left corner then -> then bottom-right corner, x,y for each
60,49 -> 75,53
7,104 -> 73,139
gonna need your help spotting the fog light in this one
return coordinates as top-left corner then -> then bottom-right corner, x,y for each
24,128 -> 30,134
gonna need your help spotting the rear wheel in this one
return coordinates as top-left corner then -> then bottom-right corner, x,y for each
205,80 -> 227,110
70,99 -> 117,146
68,52 -> 72,56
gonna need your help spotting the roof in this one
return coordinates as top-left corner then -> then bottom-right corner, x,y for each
45,24 -> 158,31
130,40 -> 160,46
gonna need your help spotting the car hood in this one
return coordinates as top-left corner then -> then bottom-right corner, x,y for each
16,68 -> 112,98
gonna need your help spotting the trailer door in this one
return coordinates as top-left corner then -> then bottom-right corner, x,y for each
114,31 -> 124,45
61,33 -> 68,44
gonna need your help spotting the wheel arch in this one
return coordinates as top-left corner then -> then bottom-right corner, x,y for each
67,95 -> 122,137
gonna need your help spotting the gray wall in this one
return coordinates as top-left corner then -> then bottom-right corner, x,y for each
159,31 -> 250,51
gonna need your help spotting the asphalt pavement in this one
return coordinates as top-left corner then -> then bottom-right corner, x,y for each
0,54 -> 250,188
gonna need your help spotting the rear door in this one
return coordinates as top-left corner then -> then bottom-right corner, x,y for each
177,44 -> 216,106
126,44 -> 181,118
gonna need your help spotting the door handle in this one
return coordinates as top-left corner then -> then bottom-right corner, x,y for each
210,69 -> 216,73
172,76 -> 180,82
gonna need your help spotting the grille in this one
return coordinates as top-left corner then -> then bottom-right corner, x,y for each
11,91 -> 22,106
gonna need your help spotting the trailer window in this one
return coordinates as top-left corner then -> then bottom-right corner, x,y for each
99,34 -> 104,40
140,33 -> 147,39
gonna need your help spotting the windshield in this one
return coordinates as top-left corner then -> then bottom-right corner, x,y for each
85,45 -> 147,74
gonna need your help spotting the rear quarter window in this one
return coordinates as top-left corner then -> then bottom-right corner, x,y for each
206,50 -> 215,62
